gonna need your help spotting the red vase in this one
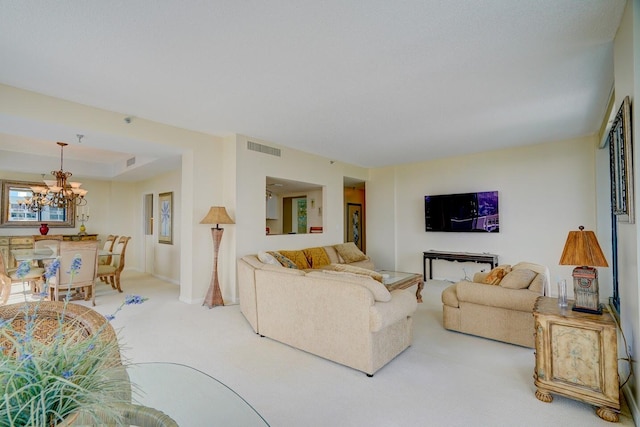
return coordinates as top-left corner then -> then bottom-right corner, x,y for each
39,223 -> 49,235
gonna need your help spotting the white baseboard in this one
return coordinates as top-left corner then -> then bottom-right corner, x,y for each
623,383 -> 638,424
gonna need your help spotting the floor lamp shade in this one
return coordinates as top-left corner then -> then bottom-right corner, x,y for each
559,226 -> 608,314
200,207 -> 235,308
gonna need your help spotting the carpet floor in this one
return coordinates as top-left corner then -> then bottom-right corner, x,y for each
6,272 -> 634,426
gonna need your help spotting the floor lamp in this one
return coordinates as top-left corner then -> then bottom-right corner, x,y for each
200,206 -> 234,308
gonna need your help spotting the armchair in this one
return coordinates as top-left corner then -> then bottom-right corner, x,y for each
442,261 -> 549,347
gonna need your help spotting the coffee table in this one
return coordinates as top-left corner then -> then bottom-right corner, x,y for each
128,362 -> 269,426
378,270 -> 424,302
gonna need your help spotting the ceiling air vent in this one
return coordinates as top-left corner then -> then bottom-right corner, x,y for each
247,141 -> 281,157
126,157 -> 136,167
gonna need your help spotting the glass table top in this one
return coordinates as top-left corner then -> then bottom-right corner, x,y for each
377,270 -> 419,286
128,362 -> 269,426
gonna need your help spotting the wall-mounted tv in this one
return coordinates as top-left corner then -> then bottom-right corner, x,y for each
425,191 -> 499,232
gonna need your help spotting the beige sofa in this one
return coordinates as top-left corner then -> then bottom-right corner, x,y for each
237,245 -> 418,376
441,262 -> 549,348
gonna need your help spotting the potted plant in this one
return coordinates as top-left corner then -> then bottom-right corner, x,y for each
0,257 -> 146,426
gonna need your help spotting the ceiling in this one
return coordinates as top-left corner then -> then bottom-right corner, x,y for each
0,1 -> 627,181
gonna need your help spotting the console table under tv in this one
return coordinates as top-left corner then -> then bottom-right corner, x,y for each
423,250 -> 499,281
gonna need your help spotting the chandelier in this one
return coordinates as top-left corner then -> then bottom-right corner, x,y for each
22,139 -> 88,212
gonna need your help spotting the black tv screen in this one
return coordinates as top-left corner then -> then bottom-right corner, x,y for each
425,191 -> 499,232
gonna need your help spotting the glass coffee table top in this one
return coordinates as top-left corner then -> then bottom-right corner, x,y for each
377,270 -> 424,303
378,270 -> 418,286
128,362 -> 269,426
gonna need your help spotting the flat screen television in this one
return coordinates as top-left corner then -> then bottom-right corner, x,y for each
425,191 -> 499,232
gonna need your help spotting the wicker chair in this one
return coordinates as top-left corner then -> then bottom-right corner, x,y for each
0,301 -> 177,426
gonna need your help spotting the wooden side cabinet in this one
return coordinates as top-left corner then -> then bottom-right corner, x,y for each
533,296 -> 620,422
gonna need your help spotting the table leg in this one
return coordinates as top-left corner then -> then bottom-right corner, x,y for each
415,281 -> 424,303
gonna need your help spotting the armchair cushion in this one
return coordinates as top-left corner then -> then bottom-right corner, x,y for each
483,265 -> 511,285
499,268 -> 537,289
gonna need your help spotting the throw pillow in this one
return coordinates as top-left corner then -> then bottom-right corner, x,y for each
268,251 -> 298,269
333,242 -> 367,263
329,263 -> 383,283
258,251 -> 280,266
303,247 -> 331,268
278,250 -> 310,269
500,269 -> 538,289
483,265 -> 511,285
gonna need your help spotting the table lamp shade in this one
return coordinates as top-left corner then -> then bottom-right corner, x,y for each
200,207 -> 235,227
559,226 -> 608,268
559,226 -> 608,315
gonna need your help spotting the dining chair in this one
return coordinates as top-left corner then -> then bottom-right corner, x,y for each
0,252 -> 45,303
49,240 -> 99,306
97,236 -> 130,293
99,234 -> 118,266
33,234 -> 64,268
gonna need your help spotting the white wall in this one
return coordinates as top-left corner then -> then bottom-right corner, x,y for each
368,136 -> 604,298
613,0 -> 640,419
136,170 -> 182,284
234,134 -> 368,271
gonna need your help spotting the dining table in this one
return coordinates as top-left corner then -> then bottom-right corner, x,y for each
11,248 -> 112,262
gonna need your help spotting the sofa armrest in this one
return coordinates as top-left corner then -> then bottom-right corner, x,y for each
456,281 -> 540,312
369,290 -> 418,332
348,257 -> 375,270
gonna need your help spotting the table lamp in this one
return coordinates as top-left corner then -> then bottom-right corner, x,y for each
559,226 -> 609,314
200,206 -> 234,308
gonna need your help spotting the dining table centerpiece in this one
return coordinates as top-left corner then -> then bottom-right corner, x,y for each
0,256 -> 147,427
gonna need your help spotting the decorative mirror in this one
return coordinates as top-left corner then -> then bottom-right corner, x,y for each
0,180 -> 76,228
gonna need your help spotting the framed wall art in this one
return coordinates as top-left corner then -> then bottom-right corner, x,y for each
609,96 -> 634,223
158,191 -> 173,244
346,203 -> 362,251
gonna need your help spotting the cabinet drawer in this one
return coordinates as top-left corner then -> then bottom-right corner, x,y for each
10,236 -> 34,245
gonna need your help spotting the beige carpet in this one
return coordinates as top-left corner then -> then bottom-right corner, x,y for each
6,272 -> 634,426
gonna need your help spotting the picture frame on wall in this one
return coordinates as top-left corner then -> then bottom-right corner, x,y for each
158,191 -> 173,244
346,203 -> 362,251
609,96 -> 634,224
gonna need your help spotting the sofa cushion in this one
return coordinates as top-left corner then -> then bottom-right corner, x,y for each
278,250 -> 311,269
325,263 -> 383,282
483,265 -> 511,285
303,247 -> 331,268
309,270 -> 391,302
268,251 -> 298,269
261,263 -> 306,275
333,242 -> 367,263
500,269 -> 537,289
258,250 -> 281,266
323,246 -> 343,264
